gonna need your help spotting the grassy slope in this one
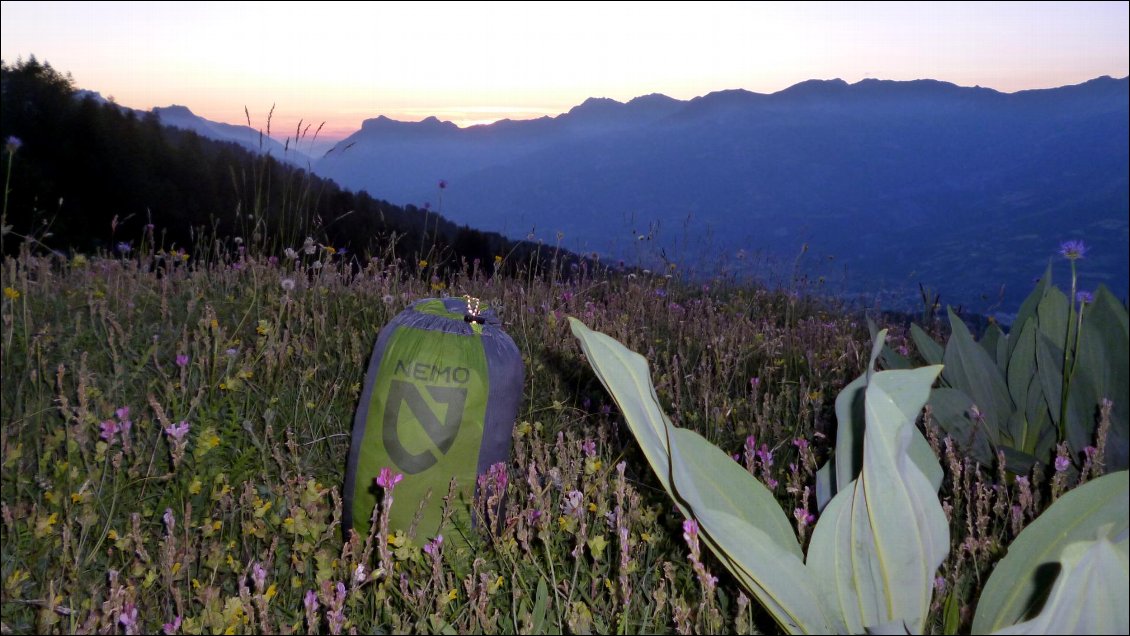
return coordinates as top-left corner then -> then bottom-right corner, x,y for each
0,244 -> 1095,634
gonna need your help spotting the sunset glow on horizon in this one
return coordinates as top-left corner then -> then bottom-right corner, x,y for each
3,1 -> 1127,140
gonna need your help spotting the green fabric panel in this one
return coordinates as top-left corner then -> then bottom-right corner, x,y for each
414,299 -> 466,320
350,325 -> 488,541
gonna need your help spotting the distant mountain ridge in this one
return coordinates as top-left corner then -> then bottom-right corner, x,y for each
152,105 -> 310,164
313,76 -> 1130,314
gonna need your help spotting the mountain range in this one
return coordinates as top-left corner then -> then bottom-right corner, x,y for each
309,76 -> 1129,317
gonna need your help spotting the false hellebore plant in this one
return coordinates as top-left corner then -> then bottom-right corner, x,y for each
569,318 -> 1128,635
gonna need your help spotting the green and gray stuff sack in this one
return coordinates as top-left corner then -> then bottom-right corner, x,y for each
343,297 -> 523,542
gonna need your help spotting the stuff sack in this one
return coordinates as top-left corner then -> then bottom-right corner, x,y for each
343,297 -> 523,542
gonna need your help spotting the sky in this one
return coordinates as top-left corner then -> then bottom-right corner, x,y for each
2,1 -> 1128,143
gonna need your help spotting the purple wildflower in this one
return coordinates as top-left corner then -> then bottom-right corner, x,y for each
423,534 -> 444,556
116,242 -> 131,255
581,439 -> 597,458
1058,240 -> 1087,260
6,136 -> 22,154
163,508 -> 175,534
304,589 -> 320,613
99,420 -> 120,441
375,467 -> 404,490
119,601 -> 138,631
1076,291 -> 1093,305
793,507 -> 816,527
1054,455 -> 1070,472
165,420 -> 190,441
682,518 -> 699,543
162,616 -> 182,635
251,561 -> 267,591
175,354 -> 189,367
438,179 -> 447,189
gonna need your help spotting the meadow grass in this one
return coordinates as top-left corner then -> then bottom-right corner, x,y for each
0,237 -> 1107,634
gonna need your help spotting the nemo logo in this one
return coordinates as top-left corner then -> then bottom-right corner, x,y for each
382,379 -> 468,473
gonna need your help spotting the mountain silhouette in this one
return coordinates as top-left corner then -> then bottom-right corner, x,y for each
314,77 -> 1129,314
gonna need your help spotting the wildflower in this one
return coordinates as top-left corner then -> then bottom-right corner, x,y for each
100,420 -> 121,441
494,255 -> 503,264
423,534 -> 444,556
165,420 -> 190,441
304,589 -> 319,614
323,246 -> 336,256
267,255 -> 278,266
1054,455 -> 1070,472
119,602 -> 138,632
581,439 -> 597,458
3,287 -> 19,300
5,136 -> 21,154
793,507 -> 815,527
682,518 -> 699,543
303,237 -> 317,255
284,247 -> 298,260
353,563 -> 367,585
422,202 -> 431,211
225,348 -> 239,357
375,467 -> 404,490
163,508 -> 176,534
116,242 -> 132,255
175,354 -> 189,367
162,615 -> 182,634
1058,240 -> 1087,260
438,179 -> 447,189
280,277 -> 296,292
1076,290 -> 1093,305
381,294 -> 394,305
418,259 -> 428,268
251,561 -> 267,592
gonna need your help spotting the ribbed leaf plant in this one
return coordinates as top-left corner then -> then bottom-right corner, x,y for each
570,318 -> 1128,635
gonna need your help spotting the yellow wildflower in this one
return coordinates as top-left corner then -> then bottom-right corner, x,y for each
418,259 -> 428,268
3,287 -> 20,300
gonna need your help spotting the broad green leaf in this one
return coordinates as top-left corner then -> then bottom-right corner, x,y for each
1035,331 -> 1064,427
1066,286 -> 1129,470
569,318 -> 677,501
943,308 -> 1011,436
1035,286 -> 1072,359
911,323 -> 944,366
692,507 -> 839,634
990,533 -> 1129,635
995,328 -> 1010,376
972,471 -> 1130,633
668,426 -> 800,557
1007,319 -> 1038,417
669,428 -> 836,633
570,317 -> 834,633
868,317 -> 912,370
808,364 -> 947,634
980,324 -> 1004,370
822,331 -> 941,510
1007,263 -> 1051,361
